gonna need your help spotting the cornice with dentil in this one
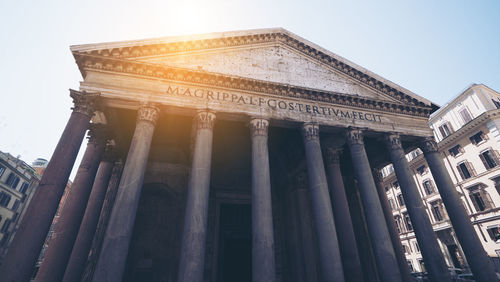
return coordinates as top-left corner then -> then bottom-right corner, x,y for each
72,32 -> 431,110
74,53 -> 432,118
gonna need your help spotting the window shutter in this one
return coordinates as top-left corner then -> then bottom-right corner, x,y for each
493,150 -> 500,163
466,161 -> 476,176
479,153 -> 489,170
469,194 -> 480,212
483,132 -> 489,141
482,191 -> 494,210
457,165 -> 466,180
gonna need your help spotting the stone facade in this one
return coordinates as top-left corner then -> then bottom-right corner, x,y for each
1,29 -> 498,282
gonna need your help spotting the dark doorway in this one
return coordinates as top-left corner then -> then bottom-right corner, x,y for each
216,203 -> 252,282
447,244 -> 463,268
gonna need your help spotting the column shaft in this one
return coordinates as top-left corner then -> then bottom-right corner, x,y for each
0,90 -> 98,282
35,125 -> 108,282
421,138 -> 498,282
324,147 -> 364,282
62,150 -> 116,282
177,111 -> 216,282
92,105 -> 159,282
302,123 -> 344,282
372,169 -> 413,282
346,128 -> 401,282
385,134 -> 451,282
249,118 -> 276,282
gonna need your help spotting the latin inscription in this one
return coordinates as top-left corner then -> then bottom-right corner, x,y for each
166,86 -> 383,123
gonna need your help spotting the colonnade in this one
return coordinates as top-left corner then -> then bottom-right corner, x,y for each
0,90 -> 497,282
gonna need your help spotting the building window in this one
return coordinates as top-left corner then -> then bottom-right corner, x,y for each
0,165 -> 5,177
438,122 -> 453,138
479,149 -> 499,170
493,176 -> 500,196
492,99 -> 500,109
388,198 -> 396,210
397,194 -> 405,207
407,260 -> 414,272
416,165 -> 427,175
430,201 -> 446,222
384,186 -> 389,192
423,179 -> 435,195
468,186 -> 493,212
403,244 -> 410,254
6,173 -> 20,189
394,216 -> 402,234
19,182 -> 29,193
403,213 -> 413,231
413,241 -> 420,253
457,161 -> 475,180
1,219 -> 10,233
470,131 -> 487,145
393,181 -> 399,189
12,200 -> 20,211
419,260 -> 426,272
459,107 -> 473,124
487,226 -> 500,242
448,144 -> 463,157
0,192 -> 12,208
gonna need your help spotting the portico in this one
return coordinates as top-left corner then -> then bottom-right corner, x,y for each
0,28 -> 496,282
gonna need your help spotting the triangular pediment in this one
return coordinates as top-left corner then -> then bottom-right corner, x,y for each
71,28 -> 437,109
134,44 -> 394,102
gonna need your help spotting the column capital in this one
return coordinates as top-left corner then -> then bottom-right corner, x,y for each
87,124 -> 111,145
101,145 -> 119,163
372,168 -> 384,183
345,127 -> 364,145
301,123 -> 319,141
249,118 -> 269,137
420,137 -> 439,154
194,111 -> 216,130
384,132 -> 403,151
324,146 -> 343,165
137,104 -> 160,125
70,89 -> 100,117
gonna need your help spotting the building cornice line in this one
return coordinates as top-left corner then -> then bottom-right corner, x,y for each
75,53 -> 433,118
71,31 -> 435,109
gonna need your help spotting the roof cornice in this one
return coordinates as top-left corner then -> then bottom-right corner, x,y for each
71,29 -> 435,109
74,52 -> 433,118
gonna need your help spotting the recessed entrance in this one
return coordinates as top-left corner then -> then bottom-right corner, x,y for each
216,203 -> 252,282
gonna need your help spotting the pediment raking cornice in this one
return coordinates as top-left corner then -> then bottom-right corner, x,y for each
74,52 -> 433,118
71,30 -> 436,110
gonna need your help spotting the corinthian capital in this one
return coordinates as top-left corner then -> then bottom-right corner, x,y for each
302,123 -> 320,141
372,168 -> 383,183
420,137 -> 439,154
70,89 -> 100,117
345,127 -> 364,145
87,124 -> 111,145
249,118 -> 269,137
137,104 -> 160,125
384,133 -> 403,151
325,147 -> 343,165
194,111 -> 216,130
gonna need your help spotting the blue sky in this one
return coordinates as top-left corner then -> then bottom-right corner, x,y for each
1,0 -> 499,178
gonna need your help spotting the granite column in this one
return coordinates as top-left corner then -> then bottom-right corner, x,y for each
372,169 -> 413,282
301,123 -> 344,282
345,128 -> 401,282
421,137 -> 498,282
385,133 -> 451,282
324,146 -> 364,282
249,118 -> 276,282
177,111 -> 216,282
35,125 -> 109,282
92,104 -> 159,282
62,146 -> 118,282
0,90 -> 98,282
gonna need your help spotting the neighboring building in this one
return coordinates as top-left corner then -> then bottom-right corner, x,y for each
0,151 -> 40,264
382,84 -> 500,272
